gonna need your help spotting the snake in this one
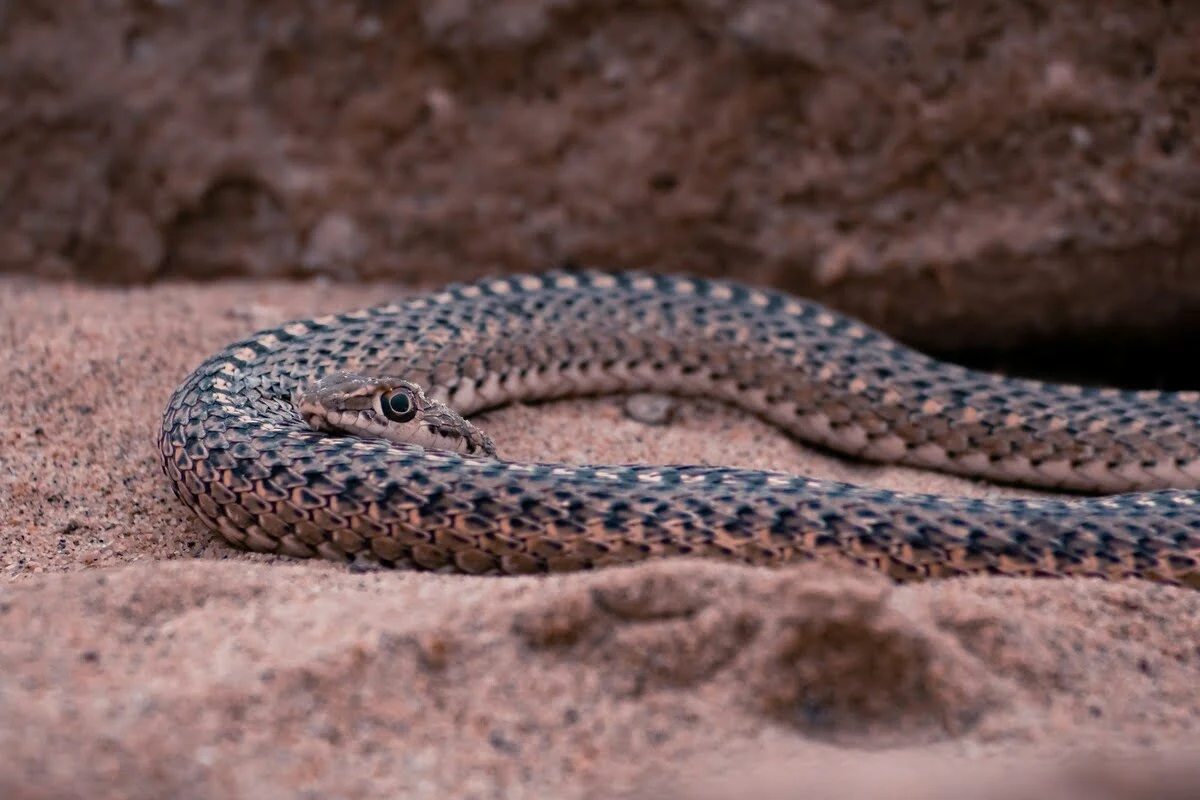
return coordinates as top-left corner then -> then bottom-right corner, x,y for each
157,270 -> 1200,588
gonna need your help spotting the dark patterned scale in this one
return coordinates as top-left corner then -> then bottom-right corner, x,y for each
158,271 -> 1200,587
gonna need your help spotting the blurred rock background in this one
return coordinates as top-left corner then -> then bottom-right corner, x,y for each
2,1 -> 1198,378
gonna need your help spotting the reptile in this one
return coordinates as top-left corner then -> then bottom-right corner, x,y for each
157,270 -> 1200,587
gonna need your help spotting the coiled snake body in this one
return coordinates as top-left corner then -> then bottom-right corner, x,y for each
158,271 -> 1200,587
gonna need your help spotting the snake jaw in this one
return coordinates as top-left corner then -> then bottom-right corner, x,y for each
295,372 -> 498,458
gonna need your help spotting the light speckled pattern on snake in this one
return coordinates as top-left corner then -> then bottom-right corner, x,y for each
157,270 -> 1200,587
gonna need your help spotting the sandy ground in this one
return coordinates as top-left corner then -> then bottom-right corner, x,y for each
3,276 -> 1200,799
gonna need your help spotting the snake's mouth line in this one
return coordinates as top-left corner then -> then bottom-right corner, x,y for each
157,269 -> 1200,586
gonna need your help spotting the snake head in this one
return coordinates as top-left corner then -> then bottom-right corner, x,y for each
295,372 -> 497,457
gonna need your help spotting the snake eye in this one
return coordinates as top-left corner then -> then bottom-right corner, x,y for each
382,389 -> 417,423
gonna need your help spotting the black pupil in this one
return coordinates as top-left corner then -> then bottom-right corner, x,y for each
388,393 -> 411,416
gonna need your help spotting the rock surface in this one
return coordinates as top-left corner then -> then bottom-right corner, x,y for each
3,2 -> 1200,349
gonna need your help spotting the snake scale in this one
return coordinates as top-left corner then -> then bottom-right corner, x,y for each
158,270 -> 1200,587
